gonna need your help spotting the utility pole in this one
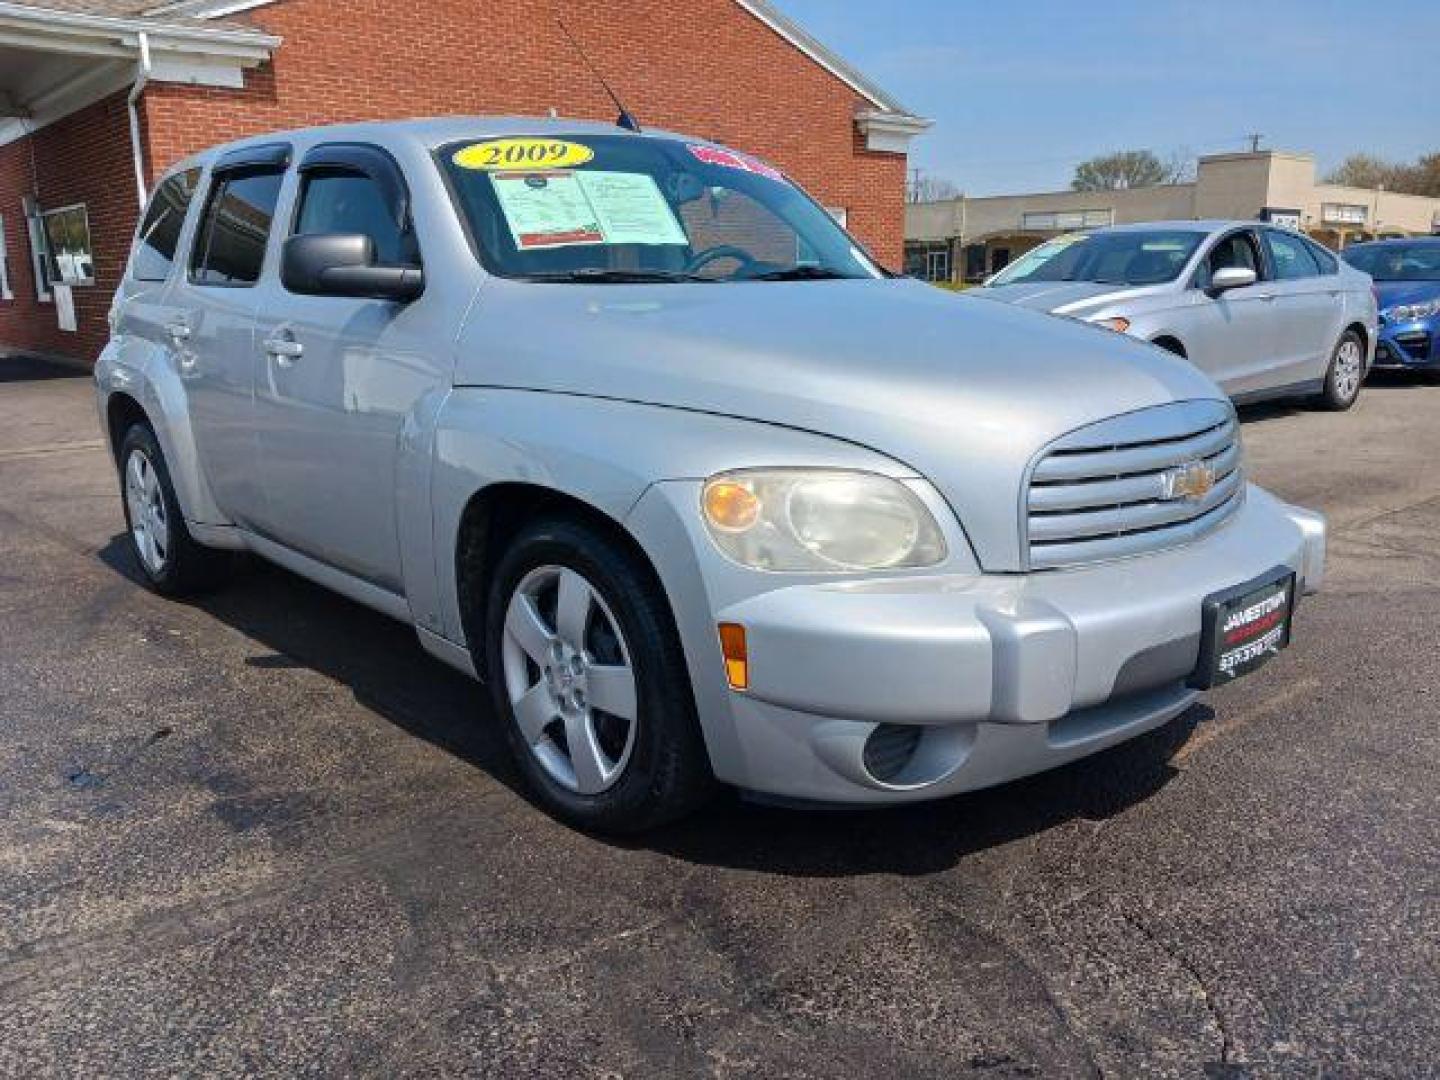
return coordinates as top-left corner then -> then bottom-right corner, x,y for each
1247,133 -> 1264,153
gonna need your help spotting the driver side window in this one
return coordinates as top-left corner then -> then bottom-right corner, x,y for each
1196,231 -> 1261,289
293,169 -> 417,265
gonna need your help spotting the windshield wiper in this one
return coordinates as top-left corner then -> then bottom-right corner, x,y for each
743,266 -> 852,282
516,268 -> 713,284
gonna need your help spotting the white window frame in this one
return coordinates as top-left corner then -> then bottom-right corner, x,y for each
0,213 -> 13,300
22,197 -> 51,303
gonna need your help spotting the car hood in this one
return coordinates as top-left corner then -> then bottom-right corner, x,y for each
456,276 -> 1224,570
974,280 -> 1162,315
1375,280 -> 1440,312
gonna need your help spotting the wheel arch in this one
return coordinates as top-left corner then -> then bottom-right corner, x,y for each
453,481 -> 668,682
94,343 -> 230,526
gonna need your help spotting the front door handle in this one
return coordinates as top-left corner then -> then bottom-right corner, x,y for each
1257,293 -> 1277,302
263,336 -> 304,367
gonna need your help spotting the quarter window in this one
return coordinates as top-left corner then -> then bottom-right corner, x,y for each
293,170 -> 414,264
1264,230 -> 1321,280
191,169 -> 285,286
1304,236 -> 1339,275
133,169 -> 201,282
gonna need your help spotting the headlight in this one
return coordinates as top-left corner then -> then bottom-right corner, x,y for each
701,469 -> 948,572
1385,299 -> 1440,322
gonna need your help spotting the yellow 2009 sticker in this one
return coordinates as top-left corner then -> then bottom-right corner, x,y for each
453,138 -> 595,171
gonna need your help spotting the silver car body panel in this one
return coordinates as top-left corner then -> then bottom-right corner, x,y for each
979,221 -> 1378,400
95,120 -> 1328,805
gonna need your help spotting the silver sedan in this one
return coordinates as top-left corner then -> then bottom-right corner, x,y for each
978,221 -> 1377,410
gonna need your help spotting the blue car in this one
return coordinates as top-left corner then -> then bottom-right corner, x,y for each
1341,238 -> 1440,377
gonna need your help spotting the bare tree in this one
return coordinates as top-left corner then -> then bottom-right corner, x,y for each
907,169 -> 960,204
1325,154 -> 1402,190
1072,150 -> 1179,192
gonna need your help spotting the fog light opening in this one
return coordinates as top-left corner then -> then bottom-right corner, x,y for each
862,723 -> 923,784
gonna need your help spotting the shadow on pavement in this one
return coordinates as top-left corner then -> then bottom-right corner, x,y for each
99,532 -> 1204,876
0,353 -> 92,383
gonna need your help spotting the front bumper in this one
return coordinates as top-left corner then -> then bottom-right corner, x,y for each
631,483 -> 1325,804
1374,318 -> 1439,370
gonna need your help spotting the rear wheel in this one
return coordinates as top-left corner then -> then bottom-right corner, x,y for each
1317,330 -> 1365,411
483,516 -> 714,832
118,423 -> 234,595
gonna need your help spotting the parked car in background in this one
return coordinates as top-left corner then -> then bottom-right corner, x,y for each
1341,237 -> 1440,379
977,221 -> 1377,410
97,119 -> 1326,832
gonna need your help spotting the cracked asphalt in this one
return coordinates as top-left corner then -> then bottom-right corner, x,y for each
1,354 -> 1437,1077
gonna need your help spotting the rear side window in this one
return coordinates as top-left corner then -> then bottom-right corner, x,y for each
1304,237 -> 1339,275
191,169 -> 285,286
132,168 -> 201,281
1264,230 -> 1322,280
294,171 -> 415,264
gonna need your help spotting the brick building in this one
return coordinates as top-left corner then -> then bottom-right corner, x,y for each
0,0 -> 928,363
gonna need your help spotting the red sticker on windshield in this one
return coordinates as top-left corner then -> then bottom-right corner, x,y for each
688,145 -> 786,182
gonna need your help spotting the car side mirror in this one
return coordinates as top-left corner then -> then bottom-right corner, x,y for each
1208,266 -> 1257,294
281,233 -> 424,302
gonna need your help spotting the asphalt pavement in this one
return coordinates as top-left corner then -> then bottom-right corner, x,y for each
0,354 -> 1436,1077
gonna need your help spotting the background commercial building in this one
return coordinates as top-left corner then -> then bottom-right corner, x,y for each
907,149 -> 1440,283
0,0 -> 928,364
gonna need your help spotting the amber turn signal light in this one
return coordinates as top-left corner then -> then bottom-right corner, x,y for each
717,622 -> 749,690
702,479 -> 761,532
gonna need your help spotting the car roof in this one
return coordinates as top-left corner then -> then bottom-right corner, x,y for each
164,115 -> 711,174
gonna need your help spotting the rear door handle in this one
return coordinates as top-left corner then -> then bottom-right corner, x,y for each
263,336 -> 304,366
1257,293 -> 1277,302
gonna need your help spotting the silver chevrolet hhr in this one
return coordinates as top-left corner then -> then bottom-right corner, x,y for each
96,118 -> 1327,832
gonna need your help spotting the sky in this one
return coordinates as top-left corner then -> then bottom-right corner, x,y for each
768,0 -> 1440,196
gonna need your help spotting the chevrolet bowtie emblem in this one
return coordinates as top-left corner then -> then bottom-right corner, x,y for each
1162,460 -> 1216,502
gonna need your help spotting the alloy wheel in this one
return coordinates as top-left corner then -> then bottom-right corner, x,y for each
124,447 -> 170,576
500,565 -> 639,795
1334,339 -> 1363,402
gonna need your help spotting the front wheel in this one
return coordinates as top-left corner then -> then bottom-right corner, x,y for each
483,516 -> 714,832
1316,330 -> 1365,411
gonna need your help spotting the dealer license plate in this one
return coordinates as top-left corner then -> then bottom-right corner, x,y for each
1189,569 -> 1296,690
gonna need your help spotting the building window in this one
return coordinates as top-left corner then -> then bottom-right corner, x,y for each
1021,209 -> 1113,231
1321,203 -> 1367,226
0,215 -> 12,300
825,206 -> 848,228
903,241 -> 951,282
40,204 -> 95,286
23,198 -> 50,302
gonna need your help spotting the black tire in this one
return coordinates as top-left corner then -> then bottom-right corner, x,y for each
1316,329 -> 1366,411
482,515 -> 714,833
117,423 -> 234,596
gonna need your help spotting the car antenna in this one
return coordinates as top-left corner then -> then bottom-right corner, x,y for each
556,18 -> 642,134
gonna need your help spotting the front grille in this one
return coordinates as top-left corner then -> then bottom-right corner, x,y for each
1024,400 -> 1243,570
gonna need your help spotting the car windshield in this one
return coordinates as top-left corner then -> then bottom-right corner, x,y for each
1342,242 -> 1440,282
989,230 -> 1204,287
437,132 -> 881,283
